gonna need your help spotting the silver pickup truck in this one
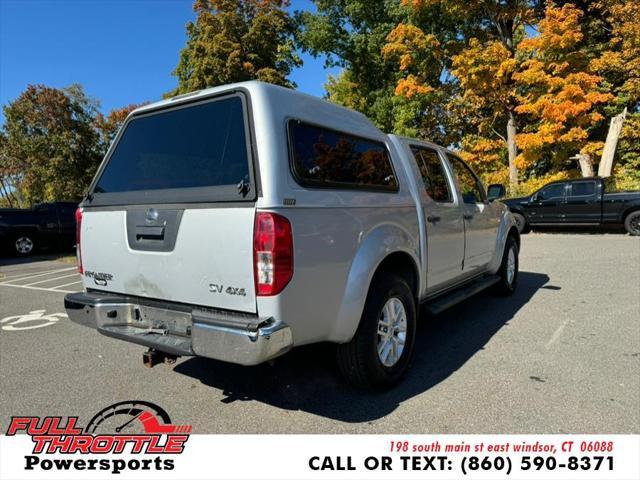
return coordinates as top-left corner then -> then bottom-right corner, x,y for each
65,81 -> 519,388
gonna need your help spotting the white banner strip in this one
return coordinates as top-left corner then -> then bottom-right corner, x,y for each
1,434 -> 639,480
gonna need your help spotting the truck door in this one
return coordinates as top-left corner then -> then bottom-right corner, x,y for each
527,183 -> 568,223
563,180 -> 600,223
409,146 -> 464,291
446,154 -> 500,273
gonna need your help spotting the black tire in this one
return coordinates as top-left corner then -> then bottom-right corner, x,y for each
512,212 -> 529,234
492,235 -> 519,296
624,210 -> 640,236
11,232 -> 37,256
337,274 -> 417,389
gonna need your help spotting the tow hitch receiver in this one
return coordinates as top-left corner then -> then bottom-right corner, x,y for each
143,349 -> 178,368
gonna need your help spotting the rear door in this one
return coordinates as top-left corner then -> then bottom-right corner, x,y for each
409,145 -> 464,290
80,93 -> 258,313
34,203 -> 60,241
527,183 -> 567,223
564,180 -> 600,223
445,154 -> 500,273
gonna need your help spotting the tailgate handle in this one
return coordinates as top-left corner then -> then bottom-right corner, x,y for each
135,225 -> 165,240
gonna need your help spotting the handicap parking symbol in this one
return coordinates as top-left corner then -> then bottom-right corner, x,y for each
1,310 -> 67,331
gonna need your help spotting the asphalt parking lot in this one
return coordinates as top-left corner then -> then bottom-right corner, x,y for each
0,233 -> 638,434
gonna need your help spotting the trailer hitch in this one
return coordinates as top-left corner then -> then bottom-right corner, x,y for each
143,348 -> 178,368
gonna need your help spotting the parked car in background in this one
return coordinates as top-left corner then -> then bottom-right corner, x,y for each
496,178 -> 640,235
0,201 -> 78,255
65,81 -> 519,389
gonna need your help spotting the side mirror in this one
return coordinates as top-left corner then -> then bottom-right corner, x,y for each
487,184 -> 506,202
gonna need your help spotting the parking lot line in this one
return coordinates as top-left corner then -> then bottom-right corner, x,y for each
0,267 -> 76,284
0,283 -> 79,294
22,273 -> 79,287
51,280 -> 83,289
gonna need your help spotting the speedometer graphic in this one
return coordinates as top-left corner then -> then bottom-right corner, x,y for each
85,400 -> 191,434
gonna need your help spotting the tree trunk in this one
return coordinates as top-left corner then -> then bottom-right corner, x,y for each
575,154 -> 594,177
598,107 -> 627,177
507,110 -> 518,187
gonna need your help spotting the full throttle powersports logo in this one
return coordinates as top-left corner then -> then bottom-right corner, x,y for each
6,400 -> 192,474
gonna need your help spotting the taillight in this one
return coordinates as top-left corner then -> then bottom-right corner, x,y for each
75,207 -> 83,274
254,212 -> 293,296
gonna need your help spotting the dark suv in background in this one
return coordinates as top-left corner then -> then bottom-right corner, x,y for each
499,178 -> 640,235
0,201 -> 78,256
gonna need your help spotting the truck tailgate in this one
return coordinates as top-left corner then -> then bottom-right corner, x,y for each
81,207 -> 256,313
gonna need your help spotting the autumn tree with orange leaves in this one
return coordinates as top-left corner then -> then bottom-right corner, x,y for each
390,0 -> 546,188
514,3 -> 613,175
380,0 -> 637,191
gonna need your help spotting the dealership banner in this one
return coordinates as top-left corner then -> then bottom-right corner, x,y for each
1,431 -> 639,479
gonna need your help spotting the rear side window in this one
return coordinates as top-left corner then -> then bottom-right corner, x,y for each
92,95 -> 252,203
569,181 -> 596,196
289,121 -> 398,191
410,147 -> 452,203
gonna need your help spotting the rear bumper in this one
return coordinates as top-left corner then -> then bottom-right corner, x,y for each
64,292 -> 292,366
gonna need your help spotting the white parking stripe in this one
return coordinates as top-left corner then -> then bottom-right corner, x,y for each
51,280 -> 83,289
0,283 -> 79,294
545,317 -> 572,349
22,273 -> 79,287
0,266 -> 75,280
0,267 -> 76,284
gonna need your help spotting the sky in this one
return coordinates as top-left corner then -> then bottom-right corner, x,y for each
0,0 -> 339,124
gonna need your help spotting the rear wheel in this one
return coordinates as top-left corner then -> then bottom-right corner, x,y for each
624,210 -> 640,236
12,233 -> 36,256
492,235 -> 519,296
337,274 -> 416,389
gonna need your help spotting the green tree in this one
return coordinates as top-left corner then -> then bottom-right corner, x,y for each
0,132 -> 21,207
169,0 -> 300,96
0,84 -> 102,204
298,0 -> 462,144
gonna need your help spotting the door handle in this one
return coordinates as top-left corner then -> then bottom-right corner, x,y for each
427,215 -> 441,223
463,213 -> 473,220
135,225 -> 165,241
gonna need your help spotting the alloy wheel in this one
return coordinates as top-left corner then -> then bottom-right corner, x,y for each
15,236 -> 34,255
377,297 -> 407,367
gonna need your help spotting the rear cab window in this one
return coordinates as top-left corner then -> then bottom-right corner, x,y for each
288,121 -> 398,192
88,93 -> 255,206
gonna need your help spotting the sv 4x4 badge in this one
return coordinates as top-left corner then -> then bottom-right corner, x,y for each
209,283 -> 247,296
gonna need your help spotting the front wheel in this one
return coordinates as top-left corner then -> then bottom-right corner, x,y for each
624,210 -> 640,236
492,236 -> 519,296
12,233 -> 37,256
337,275 -> 417,389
